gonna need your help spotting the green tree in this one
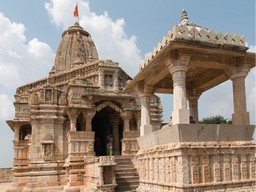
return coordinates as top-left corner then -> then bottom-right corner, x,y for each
199,115 -> 232,124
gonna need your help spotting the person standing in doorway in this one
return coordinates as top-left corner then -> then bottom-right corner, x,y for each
106,135 -> 113,156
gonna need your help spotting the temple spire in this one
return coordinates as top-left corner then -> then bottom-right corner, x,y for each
180,9 -> 189,25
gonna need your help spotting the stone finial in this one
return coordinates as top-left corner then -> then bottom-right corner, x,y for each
181,9 -> 189,25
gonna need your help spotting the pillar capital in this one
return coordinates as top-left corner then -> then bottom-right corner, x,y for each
167,55 -> 190,74
67,108 -> 78,119
67,108 -> 79,131
121,110 -> 132,120
187,92 -> 202,100
135,82 -> 154,97
83,109 -> 95,119
225,65 -> 250,80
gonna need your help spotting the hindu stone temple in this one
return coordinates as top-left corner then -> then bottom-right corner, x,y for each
6,10 -> 256,192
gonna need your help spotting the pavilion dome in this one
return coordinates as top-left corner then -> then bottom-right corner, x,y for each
52,22 -> 98,74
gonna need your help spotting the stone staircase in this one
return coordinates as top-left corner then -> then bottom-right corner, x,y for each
115,156 -> 139,192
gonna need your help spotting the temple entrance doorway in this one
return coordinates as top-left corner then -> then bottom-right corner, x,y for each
92,106 -> 123,156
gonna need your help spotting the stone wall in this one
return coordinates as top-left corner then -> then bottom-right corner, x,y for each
0,168 -> 13,183
136,141 -> 256,192
137,124 -> 255,149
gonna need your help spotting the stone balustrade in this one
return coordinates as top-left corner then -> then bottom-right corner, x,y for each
67,131 -> 95,160
122,131 -> 140,155
13,140 -> 29,167
83,156 -> 117,192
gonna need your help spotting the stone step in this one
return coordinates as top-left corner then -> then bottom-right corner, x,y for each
116,163 -> 134,169
116,172 -> 138,177
115,185 -> 138,192
116,176 -> 140,183
116,168 -> 137,174
115,157 -> 139,192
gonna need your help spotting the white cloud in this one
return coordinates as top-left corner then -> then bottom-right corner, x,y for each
0,13 -> 54,88
0,12 -> 55,167
0,94 -> 14,121
45,0 -> 142,77
199,81 -> 233,120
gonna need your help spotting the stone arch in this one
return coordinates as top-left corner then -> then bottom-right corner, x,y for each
95,101 -> 122,114
92,101 -> 124,156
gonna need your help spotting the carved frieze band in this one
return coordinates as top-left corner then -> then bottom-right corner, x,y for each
137,142 -> 256,189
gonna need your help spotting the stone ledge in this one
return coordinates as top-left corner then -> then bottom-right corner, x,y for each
137,124 -> 255,149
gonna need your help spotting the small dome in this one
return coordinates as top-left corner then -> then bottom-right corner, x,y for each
53,22 -> 98,73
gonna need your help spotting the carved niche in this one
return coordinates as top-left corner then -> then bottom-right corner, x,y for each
41,133 -> 54,160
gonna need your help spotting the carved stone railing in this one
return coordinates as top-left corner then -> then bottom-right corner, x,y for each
65,131 -> 95,187
136,141 -> 256,192
122,131 -> 139,155
83,156 -> 117,192
13,140 -> 29,167
67,131 -> 95,161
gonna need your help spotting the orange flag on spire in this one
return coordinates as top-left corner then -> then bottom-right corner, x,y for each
73,4 -> 78,17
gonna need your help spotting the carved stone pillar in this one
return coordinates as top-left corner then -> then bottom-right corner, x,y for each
136,113 -> 141,135
122,111 -> 131,132
168,55 -> 190,125
139,93 -> 152,136
98,68 -> 104,88
13,124 -> 20,141
113,70 -> 119,90
225,65 -> 250,125
188,95 -> 200,123
84,110 -> 95,131
67,109 -> 78,131
111,118 -> 120,155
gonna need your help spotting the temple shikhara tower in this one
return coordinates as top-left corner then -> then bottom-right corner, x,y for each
6,10 -> 255,192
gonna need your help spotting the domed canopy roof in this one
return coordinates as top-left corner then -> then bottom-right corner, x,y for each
53,22 -> 98,73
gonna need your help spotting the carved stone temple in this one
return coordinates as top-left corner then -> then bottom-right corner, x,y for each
6,10 -> 255,192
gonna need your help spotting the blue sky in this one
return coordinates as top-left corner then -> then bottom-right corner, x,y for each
0,0 -> 255,168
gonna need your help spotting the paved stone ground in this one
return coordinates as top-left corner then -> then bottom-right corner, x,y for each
0,182 -> 14,192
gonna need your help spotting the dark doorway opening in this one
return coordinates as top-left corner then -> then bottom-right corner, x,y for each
92,106 -> 123,156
